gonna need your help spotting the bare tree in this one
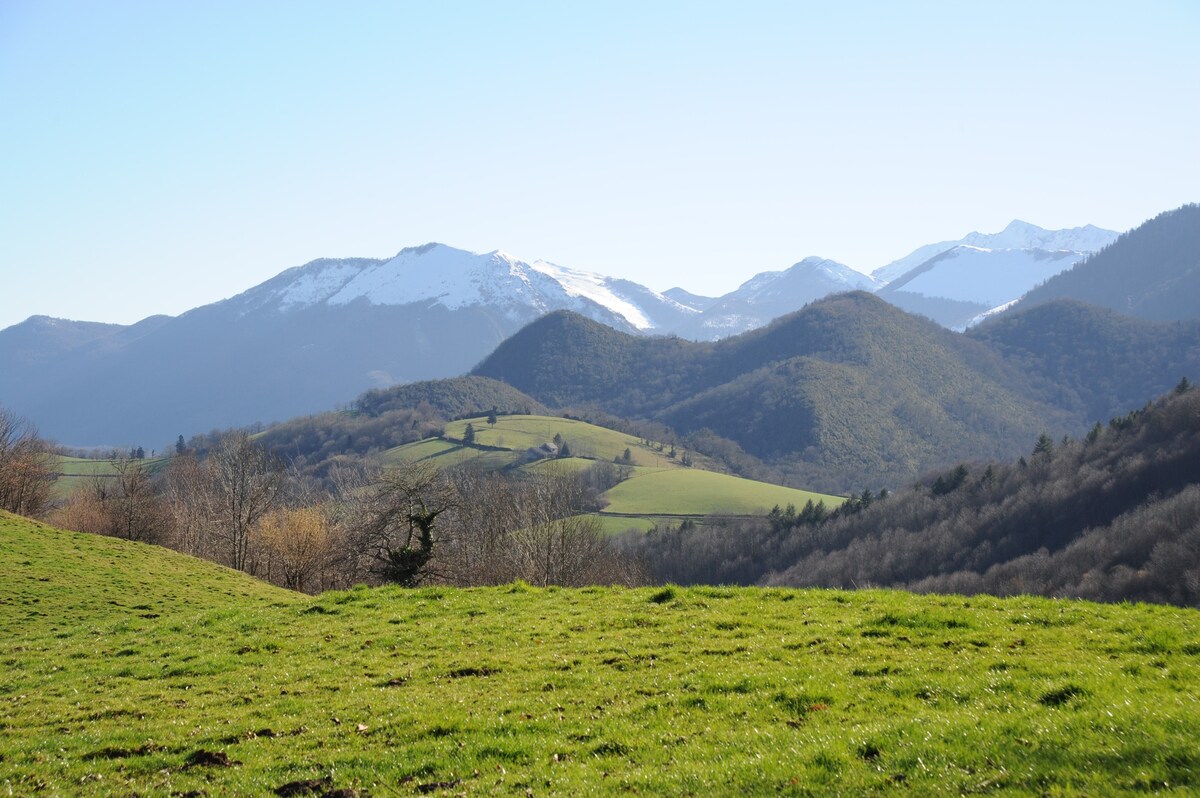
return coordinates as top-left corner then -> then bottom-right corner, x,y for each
161,453 -> 213,557
0,408 -> 55,517
105,457 -> 170,543
348,460 -> 457,586
207,432 -> 285,573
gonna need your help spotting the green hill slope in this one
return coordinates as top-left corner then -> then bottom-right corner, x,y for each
51,454 -> 171,499
382,414 -> 841,525
3,513 -> 1199,795
602,469 -> 839,516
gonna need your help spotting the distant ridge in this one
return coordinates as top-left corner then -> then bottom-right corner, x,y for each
1013,204 -> 1200,322
475,293 -> 1074,489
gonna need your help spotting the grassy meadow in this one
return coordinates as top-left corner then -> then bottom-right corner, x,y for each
602,468 -> 841,517
383,415 -> 845,533
3,512 -> 1199,796
440,415 -> 708,470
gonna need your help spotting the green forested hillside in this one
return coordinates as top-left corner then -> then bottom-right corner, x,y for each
474,294 -> 1076,489
3,512 -> 1199,796
969,299 -> 1200,425
628,384 -> 1200,606
1016,203 -> 1200,321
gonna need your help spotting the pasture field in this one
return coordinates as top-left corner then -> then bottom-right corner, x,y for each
3,512 -> 1199,796
601,468 -> 844,516
50,455 -> 170,500
441,415 -> 705,470
383,416 -> 844,529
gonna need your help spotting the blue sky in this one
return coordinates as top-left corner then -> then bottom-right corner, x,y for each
2,1 -> 1198,330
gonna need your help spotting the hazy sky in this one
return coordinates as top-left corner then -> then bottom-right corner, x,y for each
2,1 -> 1198,331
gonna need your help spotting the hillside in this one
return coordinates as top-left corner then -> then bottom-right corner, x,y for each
627,384 -> 1200,605
1014,203 -> 1200,321
3,512 -> 1199,795
969,300 -> 1200,425
474,294 -> 1078,490
252,376 -> 547,473
382,414 -> 844,527
762,384 -> 1200,603
51,454 -> 170,500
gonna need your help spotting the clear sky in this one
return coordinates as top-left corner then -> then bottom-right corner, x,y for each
2,0 -> 1198,331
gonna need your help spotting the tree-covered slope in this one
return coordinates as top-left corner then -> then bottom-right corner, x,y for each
475,293 -> 1075,488
756,384 -> 1200,604
969,299 -> 1200,424
1015,203 -> 1200,321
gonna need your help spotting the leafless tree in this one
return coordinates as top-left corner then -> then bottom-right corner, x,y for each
207,432 -> 285,573
162,453 -> 212,557
346,460 -> 458,586
105,457 -> 170,543
0,407 -> 55,517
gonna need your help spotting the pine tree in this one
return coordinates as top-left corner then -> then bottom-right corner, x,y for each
464,423 -> 476,445
487,407 -> 498,426
1033,433 -> 1054,460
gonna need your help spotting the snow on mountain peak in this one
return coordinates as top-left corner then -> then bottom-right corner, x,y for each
873,221 -> 1119,285
239,242 -> 670,332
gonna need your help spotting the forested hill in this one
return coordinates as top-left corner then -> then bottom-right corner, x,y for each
474,292 -> 1137,489
760,382 -> 1200,605
1014,203 -> 1200,322
969,299 -> 1200,424
626,383 -> 1200,607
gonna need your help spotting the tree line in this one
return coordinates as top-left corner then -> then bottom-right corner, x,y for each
2,416 -> 646,593
620,379 -> 1200,607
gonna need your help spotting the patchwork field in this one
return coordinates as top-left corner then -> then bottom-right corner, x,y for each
3,512 -> 1199,796
383,415 -> 844,531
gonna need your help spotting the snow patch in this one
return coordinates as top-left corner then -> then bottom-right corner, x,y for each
531,260 -> 657,329
277,262 -> 362,311
897,247 -> 1083,307
962,298 -> 1022,330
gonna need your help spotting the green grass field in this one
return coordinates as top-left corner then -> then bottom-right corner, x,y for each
3,512 -> 1199,796
601,468 -> 843,516
441,415 -> 706,470
383,416 -> 843,529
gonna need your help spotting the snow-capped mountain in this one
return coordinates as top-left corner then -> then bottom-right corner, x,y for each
871,221 -> 1119,330
0,221 -> 1127,445
229,243 -> 696,333
873,220 -> 1118,285
678,257 -> 878,339
0,244 -> 698,445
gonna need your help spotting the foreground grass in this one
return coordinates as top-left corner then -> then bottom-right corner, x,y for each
3,513 -> 1199,796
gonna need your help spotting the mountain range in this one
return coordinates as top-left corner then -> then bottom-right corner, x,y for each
1,207 -> 1194,448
